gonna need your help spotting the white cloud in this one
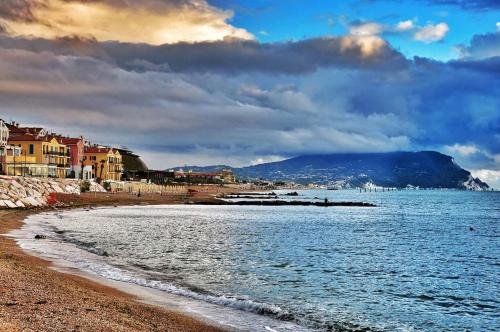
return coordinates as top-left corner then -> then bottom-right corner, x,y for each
497,22 -> 500,31
350,22 -> 384,36
470,169 -> 500,190
396,20 -> 415,31
445,144 -> 479,156
414,22 -> 449,43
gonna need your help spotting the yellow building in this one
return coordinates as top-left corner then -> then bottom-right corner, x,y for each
83,146 -> 123,181
7,135 -> 70,178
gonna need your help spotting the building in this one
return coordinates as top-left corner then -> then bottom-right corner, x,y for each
6,122 -> 47,139
0,120 -> 22,175
7,134 -> 70,178
0,120 -> 8,146
58,136 -> 85,178
83,146 -> 123,181
126,170 -> 175,184
173,169 -> 236,184
2,122 -> 70,178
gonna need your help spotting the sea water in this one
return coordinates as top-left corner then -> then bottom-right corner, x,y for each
13,190 -> 500,331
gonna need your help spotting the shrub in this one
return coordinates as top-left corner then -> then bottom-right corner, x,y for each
102,181 -> 111,191
80,180 -> 91,193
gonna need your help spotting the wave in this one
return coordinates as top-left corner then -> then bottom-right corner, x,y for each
21,211 -> 381,332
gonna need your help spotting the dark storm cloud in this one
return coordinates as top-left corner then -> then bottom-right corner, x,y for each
0,0 -> 40,22
0,35 -> 408,74
0,31 -> 498,174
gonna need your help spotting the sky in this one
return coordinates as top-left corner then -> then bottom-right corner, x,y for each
0,0 -> 498,187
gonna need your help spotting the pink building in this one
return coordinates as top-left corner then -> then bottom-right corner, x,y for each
59,136 -> 85,178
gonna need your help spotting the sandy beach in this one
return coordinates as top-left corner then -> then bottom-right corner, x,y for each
0,188 -> 239,332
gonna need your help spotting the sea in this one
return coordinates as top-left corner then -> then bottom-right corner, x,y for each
11,189 -> 500,331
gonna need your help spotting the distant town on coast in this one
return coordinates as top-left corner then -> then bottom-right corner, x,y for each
0,118 -> 492,194
0,118 -> 236,186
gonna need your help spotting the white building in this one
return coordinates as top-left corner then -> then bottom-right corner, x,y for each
0,120 -> 8,146
0,120 -> 22,175
82,165 -> 94,180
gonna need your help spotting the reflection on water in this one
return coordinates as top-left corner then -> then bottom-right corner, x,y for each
20,190 -> 500,331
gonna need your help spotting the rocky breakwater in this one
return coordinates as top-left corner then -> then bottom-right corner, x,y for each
0,176 -> 106,209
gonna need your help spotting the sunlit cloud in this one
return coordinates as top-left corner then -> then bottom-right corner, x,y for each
340,35 -> 387,57
0,0 -> 254,44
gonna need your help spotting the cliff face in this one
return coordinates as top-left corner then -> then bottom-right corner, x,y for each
235,151 -> 490,189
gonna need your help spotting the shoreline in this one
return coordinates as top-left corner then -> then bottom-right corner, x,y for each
0,190 -> 239,332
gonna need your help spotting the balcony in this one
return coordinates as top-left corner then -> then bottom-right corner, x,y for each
44,151 -> 70,157
2,155 -> 38,164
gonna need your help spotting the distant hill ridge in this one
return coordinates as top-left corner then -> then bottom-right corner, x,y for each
172,151 -> 489,190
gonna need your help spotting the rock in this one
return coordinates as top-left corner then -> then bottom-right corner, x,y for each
34,234 -> 46,239
4,200 -> 17,208
15,200 -> 25,208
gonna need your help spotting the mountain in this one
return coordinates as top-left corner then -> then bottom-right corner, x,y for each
172,151 -> 489,190
236,151 -> 489,189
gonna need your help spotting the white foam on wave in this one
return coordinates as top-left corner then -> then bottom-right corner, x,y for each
10,210 -> 313,332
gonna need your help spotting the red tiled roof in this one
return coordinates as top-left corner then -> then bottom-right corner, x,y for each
59,137 -> 83,145
8,134 -> 47,142
84,147 -> 112,154
6,124 -> 47,138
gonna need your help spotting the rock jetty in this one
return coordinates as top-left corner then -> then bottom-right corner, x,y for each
200,200 -> 376,207
0,176 -> 106,209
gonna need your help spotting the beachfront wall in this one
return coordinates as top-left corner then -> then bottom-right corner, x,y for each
107,182 -> 188,195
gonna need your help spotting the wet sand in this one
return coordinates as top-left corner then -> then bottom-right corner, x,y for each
0,189 -> 238,332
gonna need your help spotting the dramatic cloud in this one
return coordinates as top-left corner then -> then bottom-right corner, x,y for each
0,0 -> 253,44
0,0 -> 497,185
0,32 -> 498,175
0,35 -> 408,74
414,22 -> 449,42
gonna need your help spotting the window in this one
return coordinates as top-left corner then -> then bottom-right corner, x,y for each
29,144 -> 35,155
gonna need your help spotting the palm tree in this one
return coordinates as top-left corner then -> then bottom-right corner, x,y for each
99,159 -> 105,181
